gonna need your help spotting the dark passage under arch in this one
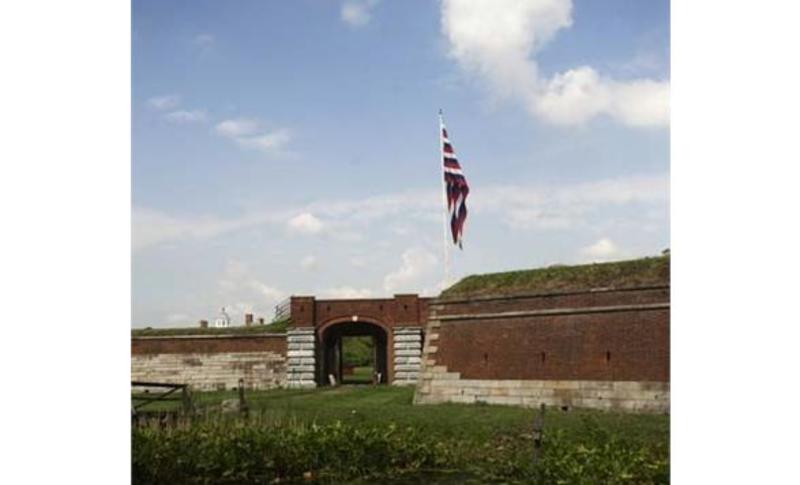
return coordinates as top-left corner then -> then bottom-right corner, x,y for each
320,321 -> 388,385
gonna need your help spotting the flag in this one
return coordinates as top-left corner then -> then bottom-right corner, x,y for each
440,113 -> 469,249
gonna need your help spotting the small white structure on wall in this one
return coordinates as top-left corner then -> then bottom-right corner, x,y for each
214,307 -> 231,328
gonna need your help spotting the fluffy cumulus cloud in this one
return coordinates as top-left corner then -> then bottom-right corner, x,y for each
579,237 -> 624,262
441,0 -> 669,128
384,247 -> 438,293
215,118 -> 292,156
341,0 -> 380,28
287,212 -> 324,235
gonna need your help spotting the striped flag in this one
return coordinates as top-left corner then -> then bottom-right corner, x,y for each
440,113 -> 469,249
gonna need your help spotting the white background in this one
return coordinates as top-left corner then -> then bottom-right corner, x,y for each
1,0 -> 799,482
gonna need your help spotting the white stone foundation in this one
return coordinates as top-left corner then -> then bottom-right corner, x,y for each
131,351 -> 286,391
414,368 -> 669,413
286,328 -> 317,388
392,327 -> 423,386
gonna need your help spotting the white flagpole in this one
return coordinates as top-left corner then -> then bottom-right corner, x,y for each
439,109 -> 451,288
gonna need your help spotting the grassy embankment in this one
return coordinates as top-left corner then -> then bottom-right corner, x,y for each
131,318 -> 289,337
133,386 -> 669,484
440,255 -> 670,299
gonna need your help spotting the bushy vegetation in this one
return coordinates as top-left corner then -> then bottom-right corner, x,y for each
133,387 -> 668,484
342,336 -> 374,367
441,255 -> 670,299
131,318 -> 290,337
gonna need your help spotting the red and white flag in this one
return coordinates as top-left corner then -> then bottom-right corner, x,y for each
440,112 -> 469,249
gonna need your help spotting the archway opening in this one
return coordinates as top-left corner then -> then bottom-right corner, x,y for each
321,321 -> 388,386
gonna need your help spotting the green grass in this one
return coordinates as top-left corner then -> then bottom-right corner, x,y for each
133,386 -> 669,483
135,386 -> 667,444
342,366 -> 375,384
441,255 -> 670,299
131,318 -> 289,337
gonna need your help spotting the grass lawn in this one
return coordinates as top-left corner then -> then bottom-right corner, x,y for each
134,385 -> 667,444
342,366 -> 375,384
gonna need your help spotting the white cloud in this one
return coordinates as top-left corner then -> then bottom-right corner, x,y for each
349,256 -> 368,268
147,94 -> 180,111
341,0 -> 379,28
217,260 -> 286,321
300,255 -> 318,271
287,212 -> 324,235
164,109 -> 208,124
215,118 -> 261,137
579,237 -> 624,262
476,173 -> 669,230
441,0 -> 669,128
193,33 -> 215,47
134,173 -> 667,251
235,129 -> 292,154
321,286 -> 374,299
384,247 -> 438,293
132,207 -> 286,251
215,118 -> 292,156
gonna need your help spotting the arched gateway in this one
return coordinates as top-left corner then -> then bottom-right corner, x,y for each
285,294 -> 430,387
320,319 -> 389,385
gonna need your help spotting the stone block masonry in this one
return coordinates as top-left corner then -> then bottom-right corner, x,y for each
286,328 -> 316,388
131,351 -> 286,391
392,327 -> 423,386
132,334 -> 288,391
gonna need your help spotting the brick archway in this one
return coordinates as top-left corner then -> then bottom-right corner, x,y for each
285,294 -> 430,387
318,319 -> 389,385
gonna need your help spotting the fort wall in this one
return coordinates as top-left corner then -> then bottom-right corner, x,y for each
414,286 -> 670,413
131,335 -> 287,391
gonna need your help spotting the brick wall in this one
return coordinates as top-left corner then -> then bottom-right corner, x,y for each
415,286 -> 670,413
131,335 -> 288,391
132,334 -> 287,355
435,308 -> 669,382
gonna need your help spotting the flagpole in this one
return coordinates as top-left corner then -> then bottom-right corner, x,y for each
439,109 -> 451,288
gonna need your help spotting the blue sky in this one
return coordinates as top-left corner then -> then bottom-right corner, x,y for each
132,0 -> 669,327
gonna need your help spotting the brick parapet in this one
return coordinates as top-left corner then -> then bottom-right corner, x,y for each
132,334 -> 287,355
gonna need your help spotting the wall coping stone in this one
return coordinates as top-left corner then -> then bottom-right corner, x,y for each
132,333 -> 287,341
433,284 -> 669,306
439,302 -> 669,322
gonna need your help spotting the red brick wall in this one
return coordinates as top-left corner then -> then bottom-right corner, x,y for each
132,335 -> 287,355
432,287 -> 669,382
292,295 -> 432,330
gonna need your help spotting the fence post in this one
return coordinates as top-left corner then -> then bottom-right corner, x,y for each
238,378 -> 249,418
533,403 -> 545,464
181,386 -> 192,415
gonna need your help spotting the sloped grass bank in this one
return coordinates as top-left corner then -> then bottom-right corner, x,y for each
441,255 -> 670,298
133,387 -> 668,484
131,318 -> 289,337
